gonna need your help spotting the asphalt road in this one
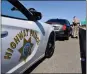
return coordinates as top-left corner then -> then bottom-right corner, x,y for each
31,37 -> 82,73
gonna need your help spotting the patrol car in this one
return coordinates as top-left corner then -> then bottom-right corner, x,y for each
1,0 -> 55,73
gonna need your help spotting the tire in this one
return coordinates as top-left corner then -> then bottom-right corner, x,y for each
65,32 -> 70,40
65,36 -> 69,40
45,32 -> 55,58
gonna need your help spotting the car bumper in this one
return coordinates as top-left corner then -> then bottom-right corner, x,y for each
55,31 -> 68,38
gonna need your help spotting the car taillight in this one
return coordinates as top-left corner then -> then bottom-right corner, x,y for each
62,25 -> 66,30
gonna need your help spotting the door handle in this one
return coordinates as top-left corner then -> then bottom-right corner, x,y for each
1,31 -> 8,38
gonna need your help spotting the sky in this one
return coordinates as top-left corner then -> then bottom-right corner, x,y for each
21,1 -> 86,23
2,1 -> 86,24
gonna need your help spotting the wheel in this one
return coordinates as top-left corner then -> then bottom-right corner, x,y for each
65,36 -> 69,40
45,32 -> 55,58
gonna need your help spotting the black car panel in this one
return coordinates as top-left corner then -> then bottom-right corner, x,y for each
46,19 -> 71,40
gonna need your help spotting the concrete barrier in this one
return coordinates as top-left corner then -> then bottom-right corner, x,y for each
79,28 -> 86,74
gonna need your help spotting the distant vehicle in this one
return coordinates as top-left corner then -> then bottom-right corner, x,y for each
1,0 -> 55,73
45,19 -> 71,40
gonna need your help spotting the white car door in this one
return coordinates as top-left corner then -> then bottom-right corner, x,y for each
1,0 -> 46,73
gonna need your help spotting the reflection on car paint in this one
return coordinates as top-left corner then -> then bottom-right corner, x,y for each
1,31 -> 8,38
36,21 -> 45,36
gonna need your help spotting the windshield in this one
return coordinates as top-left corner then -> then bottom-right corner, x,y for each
57,19 -> 67,25
2,1 -> 28,20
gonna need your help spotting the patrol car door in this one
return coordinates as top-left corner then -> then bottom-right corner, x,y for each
1,0 -> 45,73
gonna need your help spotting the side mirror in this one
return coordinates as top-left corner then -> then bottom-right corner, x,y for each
11,7 -> 42,21
29,8 -> 42,20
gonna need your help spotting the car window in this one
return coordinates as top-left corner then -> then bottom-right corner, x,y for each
46,19 -> 58,24
2,1 -> 27,20
46,19 -> 66,25
46,19 -> 70,26
47,19 -> 57,23
57,20 -> 67,25
66,20 -> 70,26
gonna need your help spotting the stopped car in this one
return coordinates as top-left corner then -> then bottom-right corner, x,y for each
1,0 -> 55,73
46,19 -> 71,40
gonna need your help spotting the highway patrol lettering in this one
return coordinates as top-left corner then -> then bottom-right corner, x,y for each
4,29 -> 40,60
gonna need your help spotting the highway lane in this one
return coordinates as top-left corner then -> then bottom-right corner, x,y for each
31,37 -> 82,73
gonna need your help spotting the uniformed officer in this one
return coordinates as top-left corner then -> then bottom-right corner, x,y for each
72,16 -> 80,38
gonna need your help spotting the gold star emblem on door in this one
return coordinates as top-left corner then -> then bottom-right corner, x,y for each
18,37 -> 33,61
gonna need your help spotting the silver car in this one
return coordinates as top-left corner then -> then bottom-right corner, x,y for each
1,0 -> 55,73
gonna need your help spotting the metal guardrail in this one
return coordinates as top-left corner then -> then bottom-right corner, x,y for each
79,28 -> 86,74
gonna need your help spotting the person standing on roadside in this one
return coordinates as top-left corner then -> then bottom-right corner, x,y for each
72,16 -> 80,38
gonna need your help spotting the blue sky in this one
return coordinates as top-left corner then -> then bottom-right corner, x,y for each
21,1 -> 86,23
2,1 -> 86,24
